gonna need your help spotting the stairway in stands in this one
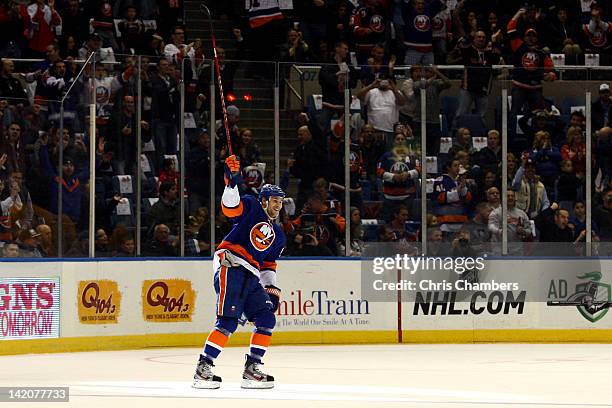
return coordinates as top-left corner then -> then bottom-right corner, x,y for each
183,1 -> 298,170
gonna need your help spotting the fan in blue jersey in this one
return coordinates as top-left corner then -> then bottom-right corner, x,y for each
193,154 -> 286,390
432,159 -> 474,234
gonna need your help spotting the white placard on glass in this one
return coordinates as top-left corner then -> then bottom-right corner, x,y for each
440,137 -> 452,153
425,156 -> 438,174
551,54 -> 565,67
585,54 -> 600,67
184,112 -> 197,128
426,178 -> 434,194
571,106 -> 586,115
143,139 -> 155,152
140,155 -> 151,173
472,136 -> 488,151
119,176 -> 133,194
116,198 -> 131,215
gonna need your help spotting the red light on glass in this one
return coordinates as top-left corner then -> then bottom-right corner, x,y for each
226,94 -> 236,102
243,93 -> 253,101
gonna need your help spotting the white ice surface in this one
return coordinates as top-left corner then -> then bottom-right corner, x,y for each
1,344 -> 611,408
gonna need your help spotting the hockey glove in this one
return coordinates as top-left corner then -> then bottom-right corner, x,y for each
224,154 -> 242,187
265,285 -> 281,313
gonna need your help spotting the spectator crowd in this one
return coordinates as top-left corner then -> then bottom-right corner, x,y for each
1,0 -> 611,258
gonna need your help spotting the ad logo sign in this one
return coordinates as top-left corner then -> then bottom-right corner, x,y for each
78,280 -> 121,324
142,279 -> 196,322
0,277 -> 60,340
548,272 -> 611,323
573,272 -> 610,323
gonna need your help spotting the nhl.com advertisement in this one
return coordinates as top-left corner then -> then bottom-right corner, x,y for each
363,253 -> 527,317
360,247 -> 608,324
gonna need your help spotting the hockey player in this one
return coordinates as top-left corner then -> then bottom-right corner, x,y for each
193,154 -> 286,389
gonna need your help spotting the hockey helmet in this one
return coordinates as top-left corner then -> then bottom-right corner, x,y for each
259,184 -> 286,200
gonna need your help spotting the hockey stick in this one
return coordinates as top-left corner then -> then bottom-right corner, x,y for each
200,3 -> 233,155
547,300 -> 611,314
547,301 -> 612,307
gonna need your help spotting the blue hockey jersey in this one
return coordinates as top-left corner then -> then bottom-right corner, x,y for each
401,0 -> 444,52
376,149 -> 420,200
217,186 -> 286,281
432,174 -> 473,231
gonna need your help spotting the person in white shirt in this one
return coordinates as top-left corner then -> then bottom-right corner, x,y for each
489,190 -> 532,252
164,25 -> 198,65
399,65 -> 422,124
357,75 -> 406,140
78,32 -> 115,63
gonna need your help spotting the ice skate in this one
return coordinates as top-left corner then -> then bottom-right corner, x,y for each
241,355 -> 274,389
192,355 -> 222,389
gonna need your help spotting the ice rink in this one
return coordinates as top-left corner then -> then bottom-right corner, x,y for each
2,344 -> 612,408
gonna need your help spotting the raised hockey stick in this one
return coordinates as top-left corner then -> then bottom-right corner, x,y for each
547,300 -> 611,314
200,3 -> 233,155
547,301 -> 612,307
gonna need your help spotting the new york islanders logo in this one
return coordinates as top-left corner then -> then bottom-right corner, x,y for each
432,15 -> 444,31
96,85 -> 110,104
370,15 -> 384,33
590,31 -> 607,48
390,161 -> 409,174
243,166 -> 264,189
521,52 -> 539,70
414,15 -> 430,32
250,222 -> 276,251
349,151 -> 360,172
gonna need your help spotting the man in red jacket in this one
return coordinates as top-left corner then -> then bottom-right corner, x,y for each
20,0 -> 62,58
